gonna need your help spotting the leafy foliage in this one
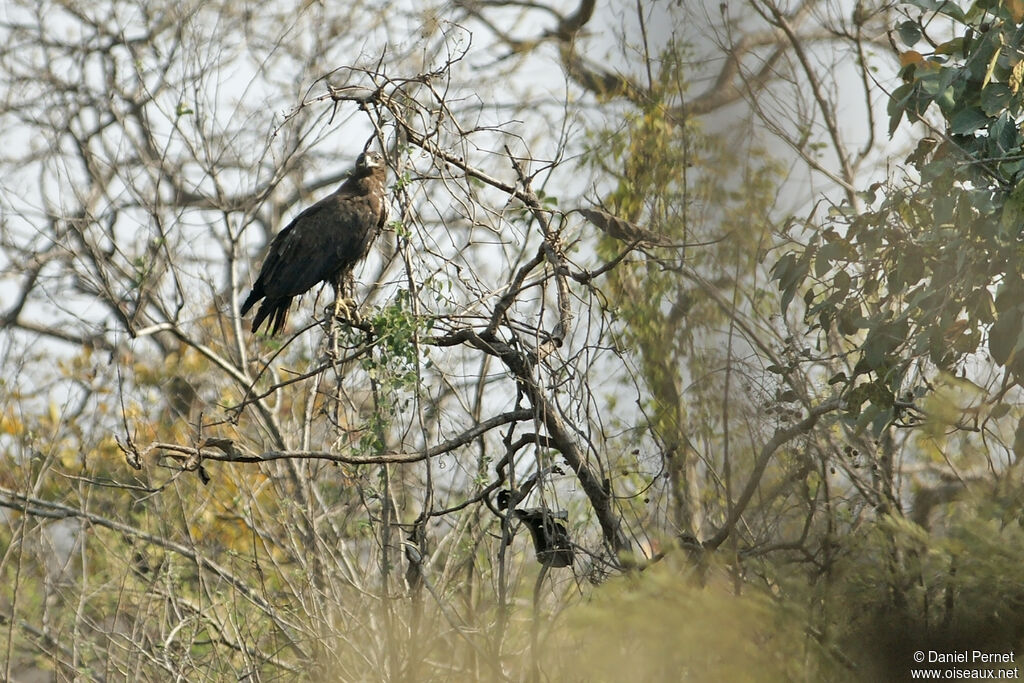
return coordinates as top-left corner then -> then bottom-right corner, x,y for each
581,48 -> 789,536
830,484 -> 1024,676
546,558 -> 832,682
780,0 -> 1024,434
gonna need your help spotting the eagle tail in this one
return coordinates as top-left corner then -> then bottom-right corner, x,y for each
251,298 -> 291,335
240,287 -> 261,317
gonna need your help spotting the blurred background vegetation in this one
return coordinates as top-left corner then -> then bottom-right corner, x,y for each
1,0 -> 1023,681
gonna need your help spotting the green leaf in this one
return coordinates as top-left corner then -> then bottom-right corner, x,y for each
838,306 -> 863,335
994,111 -> 1020,153
1013,415 -> 1024,460
934,37 -> 965,56
777,256 -> 809,316
903,0 -> 964,20
833,269 -> 851,297
853,403 -> 879,435
933,85 -> 957,113
771,253 -> 794,283
949,107 -> 989,134
989,311 -> 1022,366
981,83 -> 1012,116
1000,181 -> 1024,236
990,402 -> 1012,420
996,276 -> 1024,315
871,406 -> 894,438
861,318 -> 909,371
898,20 -> 922,47
888,83 -> 914,136
967,287 -> 995,325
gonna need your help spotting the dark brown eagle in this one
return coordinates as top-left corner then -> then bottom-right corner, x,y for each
514,507 -> 574,568
241,151 -> 388,335
496,489 -> 574,568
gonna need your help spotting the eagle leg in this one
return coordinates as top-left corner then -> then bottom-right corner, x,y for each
326,284 -> 358,363
330,275 -> 360,323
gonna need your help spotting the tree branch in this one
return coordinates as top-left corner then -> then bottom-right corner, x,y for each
0,486 -> 309,660
146,408 -> 535,467
704,398 -> 842,550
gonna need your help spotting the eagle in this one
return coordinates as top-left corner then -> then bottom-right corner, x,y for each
514,507 -> 574,568
241,151 -> 388,335
496,489 -> 574,568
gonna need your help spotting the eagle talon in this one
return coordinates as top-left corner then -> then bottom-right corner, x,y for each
331,297 -> 360,323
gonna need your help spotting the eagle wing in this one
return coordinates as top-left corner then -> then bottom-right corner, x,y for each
255,197 -> 345,299
241,161 -> 386,335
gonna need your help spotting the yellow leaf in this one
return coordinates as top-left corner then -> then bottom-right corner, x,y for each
899,50 -> 924,67
901,51 -> 925,68
1011,60 -> 1024,94
59,448 -> 80,469
982,34 -> 1003,88
1010,0 -> 1024,24
0,411 -> 24,436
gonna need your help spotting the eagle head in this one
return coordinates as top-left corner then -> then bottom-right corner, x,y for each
356,151 -> 385,172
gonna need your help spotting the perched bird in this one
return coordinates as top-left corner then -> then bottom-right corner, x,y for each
496,489 -> 574,568
575,207 -> 673,246
241,151 -> 388,335
514,507 -> 575,568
